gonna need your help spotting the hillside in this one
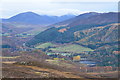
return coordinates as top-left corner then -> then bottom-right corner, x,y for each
2,49 -> 97,78
2,22 -> 33,34
74,23 -> 119,49
50,12 -> 118,28
26,12 -> 119,47
2,12 -> 75,25
68,12 -> 118,27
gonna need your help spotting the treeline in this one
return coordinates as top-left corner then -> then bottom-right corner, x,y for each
26,23 -> 109,47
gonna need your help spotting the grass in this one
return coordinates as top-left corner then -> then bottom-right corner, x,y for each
35,43 -> 93,53
45,59 -> 75,68
2,61 -> 16,64
0,56 -> 20,59
35,42 -> 56,49
49,44 -> 93,53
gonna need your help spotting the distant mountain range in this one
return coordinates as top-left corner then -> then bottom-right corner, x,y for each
26,12 -> 119,47
2,12 -> 75,25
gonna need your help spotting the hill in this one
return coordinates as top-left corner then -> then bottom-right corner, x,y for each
50,12 -> 118,28
2,12 -> 75,25
26,12 -> 119,47
74,23 -> 119,49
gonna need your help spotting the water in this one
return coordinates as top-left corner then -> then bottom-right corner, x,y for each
80,61 -> 96,66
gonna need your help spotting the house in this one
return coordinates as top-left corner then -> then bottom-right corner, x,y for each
73,55 -> 81,61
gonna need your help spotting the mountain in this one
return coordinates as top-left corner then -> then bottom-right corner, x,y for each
26,12 -> 119,47
2,12 -> 75,25
50,12 -> 118,28
68,12 -> 118,27
50,12 -> 100,27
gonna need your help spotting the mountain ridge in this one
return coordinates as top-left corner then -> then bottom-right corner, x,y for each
2,12 -> 76,25
49,12 -> 118,28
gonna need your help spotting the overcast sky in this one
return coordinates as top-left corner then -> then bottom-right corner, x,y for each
0,0 -> 119,18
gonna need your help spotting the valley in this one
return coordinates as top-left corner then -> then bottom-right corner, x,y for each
1,12 -> 119,79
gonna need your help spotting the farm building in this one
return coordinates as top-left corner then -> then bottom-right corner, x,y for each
73,55 -> 81,61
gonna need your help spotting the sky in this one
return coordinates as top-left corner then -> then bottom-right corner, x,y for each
0,0 -> 119,18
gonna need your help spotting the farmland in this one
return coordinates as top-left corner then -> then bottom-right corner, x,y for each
35,42 -> 93,53
49,44 -> 94,53
35,42 -> 57,49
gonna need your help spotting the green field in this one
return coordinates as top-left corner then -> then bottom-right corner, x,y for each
35,42 -> 57,49
49,44 -> 94,53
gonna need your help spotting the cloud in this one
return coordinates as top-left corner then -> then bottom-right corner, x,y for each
1,0 -> 52,3
51,0 -> 119,2
1,0 -> 118,18
33,9 -> 87,16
